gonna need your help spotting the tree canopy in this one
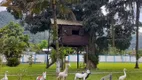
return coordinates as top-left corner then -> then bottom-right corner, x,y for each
0,22 -> 29,66
106,0 -> 135,50
0,0 -> 79,34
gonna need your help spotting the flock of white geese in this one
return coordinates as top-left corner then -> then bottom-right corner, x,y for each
1,68 -> 127,80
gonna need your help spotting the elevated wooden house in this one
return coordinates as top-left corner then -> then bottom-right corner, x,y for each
51,19 -> 89,47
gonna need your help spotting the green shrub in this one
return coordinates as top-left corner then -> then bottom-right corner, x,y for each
0,57 -> 2,65
7,57 -> 20,67
0,56 -> 2,68
28,55 -> 33,67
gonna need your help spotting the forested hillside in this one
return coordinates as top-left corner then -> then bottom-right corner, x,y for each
0,11 -> 50,43
0,11 -> 17,27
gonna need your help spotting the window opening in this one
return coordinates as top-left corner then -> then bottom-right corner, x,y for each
72,30 -> 79,35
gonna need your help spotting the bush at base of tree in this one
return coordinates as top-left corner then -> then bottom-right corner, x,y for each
7,57 -> 20,67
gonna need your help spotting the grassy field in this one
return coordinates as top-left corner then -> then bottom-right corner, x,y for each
0,62 -> 142,80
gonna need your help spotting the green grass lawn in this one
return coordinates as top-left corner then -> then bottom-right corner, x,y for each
0,62 -> 142,80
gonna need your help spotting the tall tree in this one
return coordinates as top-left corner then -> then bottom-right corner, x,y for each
106,0 -> 142,69
0,0 -> 79,73
106,0 -> 135,51
83,0 -> 109,68
135,0 -> 141,69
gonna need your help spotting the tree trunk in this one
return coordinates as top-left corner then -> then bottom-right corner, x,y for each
61,58 -> 65,70
87,37 -> 98,69
46,30 -> 51,68
135,0 -> 140,69
111,19 -> 115,47
52,0 -> 61,74
77,48 -> 79,69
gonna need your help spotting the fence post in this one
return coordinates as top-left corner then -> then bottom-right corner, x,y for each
110,74 -> 112,80
130,55 -> 131,62
68,55 -> 70,62
22,55 -> 24,63
114,55 -> 115,62
34,54 -> 36,63
105,55 -> 107,62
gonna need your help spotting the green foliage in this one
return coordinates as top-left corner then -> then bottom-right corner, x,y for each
2,0 -> 51,34
17,68 -> 28,80
38,40 -> 48,50
115,37 -> 132,51
82,0 -> 109,68
0,22 -> 29,67
29,40 -> 48,53
106,0 -> 135,50
0,55 -> 2,68
96,37 -> 109,52
28,55 -> 34,67
7,57 -> 20,67
25,12 -> 51,34
83,0 -> 110,51
2,0 -> 79,34
108,47 -> 118,55
82,0 -> 135,56
50,47 -> 74,61
136,49 -> 142,59
59,47 -> 74,57
0,57 -> 1,65
50,49 -> 56,62
89,53 -> 99,66
138,49 -> 142,55
30,43 -> 40,53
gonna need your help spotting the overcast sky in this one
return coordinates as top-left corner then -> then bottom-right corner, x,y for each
0,0 -> 6,12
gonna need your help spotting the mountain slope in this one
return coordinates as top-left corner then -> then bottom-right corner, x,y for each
0,11 -> 17,27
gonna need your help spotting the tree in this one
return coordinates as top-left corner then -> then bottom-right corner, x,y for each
83,0 -> 109,68
135,0 -> 142,69
0,0 -> 80,73
0,0 -> 51,34
38,40 -> 48,50
106,0 -> 135,50
29,43 -> 40,53
106,0 -> 142,69
0,22 -> 29,66
82,0 -> 137,69
0,0 -> 77,34
50,47 -> 74,69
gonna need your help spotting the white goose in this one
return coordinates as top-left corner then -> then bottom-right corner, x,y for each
119,68 -> 126,80
1,71 -> 8,80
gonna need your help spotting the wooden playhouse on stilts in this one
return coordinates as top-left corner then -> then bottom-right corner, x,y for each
50,19 -> 89,68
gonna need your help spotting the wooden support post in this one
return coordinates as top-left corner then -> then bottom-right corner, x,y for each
86,45 -> 89,69
77,48 -> 79,69
110,74 -> 112,80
